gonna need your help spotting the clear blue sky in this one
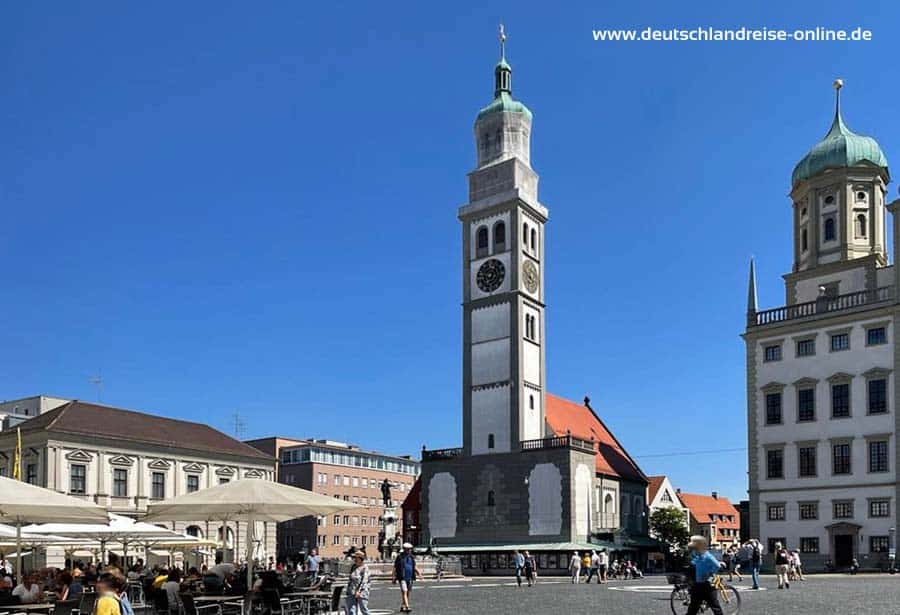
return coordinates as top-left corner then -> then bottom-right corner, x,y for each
3,1 -> 899,502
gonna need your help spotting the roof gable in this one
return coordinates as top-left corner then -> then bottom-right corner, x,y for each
677,492 -> 739,529
544,393 -> 646,483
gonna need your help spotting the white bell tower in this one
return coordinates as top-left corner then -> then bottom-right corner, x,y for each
460,26 -> 549,456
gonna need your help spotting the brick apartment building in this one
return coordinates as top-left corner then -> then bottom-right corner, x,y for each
246,437 -> 420,559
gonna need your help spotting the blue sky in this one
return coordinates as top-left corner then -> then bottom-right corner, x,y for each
3,1 -> 899,502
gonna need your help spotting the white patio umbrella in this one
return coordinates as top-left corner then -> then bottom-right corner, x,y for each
0,475 -> 109,579
24,512 -> 181,565
144,478 -> 359,593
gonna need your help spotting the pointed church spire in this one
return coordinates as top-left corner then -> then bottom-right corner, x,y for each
826,78 -> 849,138
494,24 -> 512,97
747,257 -> 758,314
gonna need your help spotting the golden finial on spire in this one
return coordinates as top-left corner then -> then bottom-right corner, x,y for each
499,23 -> 507,59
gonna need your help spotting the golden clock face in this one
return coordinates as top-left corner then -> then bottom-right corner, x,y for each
522,260 -> 539,293
476,259 -> 505,293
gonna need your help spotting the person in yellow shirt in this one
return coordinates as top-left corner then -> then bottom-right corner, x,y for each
152,569 -> 169,590
94,573 -> 124,615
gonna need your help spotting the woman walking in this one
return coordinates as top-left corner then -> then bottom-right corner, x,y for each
774,543 -> 790,589
523,551 -> 537,587
346,551 -> 371,615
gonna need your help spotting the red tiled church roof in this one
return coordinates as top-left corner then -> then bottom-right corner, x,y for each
544,393 -> 646,483
677,492 -> 740,530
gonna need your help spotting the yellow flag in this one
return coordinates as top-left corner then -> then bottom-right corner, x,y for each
12,427 -> 22,481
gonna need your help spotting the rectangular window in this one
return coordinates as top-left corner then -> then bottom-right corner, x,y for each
833,501 -> 854,519
333,515 -> 340,525
796,338 -> 816,357
332,535 -> 340,545
868,440 -> 889,473
766,449 -> 784,479
867,327 -> 887,346
831,383 -> 850,418
70,464 -> 86,494
219,477 -> 230,485
25,463 -> 37,485
767,505 -> 785,521
832,443 -> 852,475
151,472 -> 165,499
869,499 -> 890,518
113,469 -> 128,497
765,393 -> 782,425
334,475 -> 340,486
799,537 -> 819,554
798,388 -> 816,422
830,333 -> 849,352
798,446 -> 817,477
868,378 -> 888,414
187,475 -> 199,493
870,536 -> 890,553
764,345 -> 782,362
799,502 -> 818,520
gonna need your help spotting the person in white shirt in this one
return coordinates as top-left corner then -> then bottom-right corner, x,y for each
12,575 -> 42,604
568,552 -> 581,584
599,549 -> 610,583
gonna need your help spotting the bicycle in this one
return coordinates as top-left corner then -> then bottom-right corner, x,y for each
669,573 -> 741,615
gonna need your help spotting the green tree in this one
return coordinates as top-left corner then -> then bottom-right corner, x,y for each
650,507 -> 691,554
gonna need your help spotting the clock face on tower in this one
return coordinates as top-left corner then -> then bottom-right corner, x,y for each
476,259 -> 506,293
522,260 -> 539,293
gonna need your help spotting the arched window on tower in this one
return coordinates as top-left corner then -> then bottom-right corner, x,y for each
530,228 -> 537,252
801,228 -> 808,252
476,226 -> 489,258
488,433 -> 495,449
856,214 -> 867,238
523,223 -> 529,247
529,395 -> 535,410
493,221 -> 506,252
487,490 -> 496,507
824,217 -> 836,242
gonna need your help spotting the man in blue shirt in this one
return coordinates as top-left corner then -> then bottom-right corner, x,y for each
686,536 -> 724,615
392,543 -> 422,613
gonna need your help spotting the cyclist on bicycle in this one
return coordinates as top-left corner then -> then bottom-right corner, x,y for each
686,535 -> 725,615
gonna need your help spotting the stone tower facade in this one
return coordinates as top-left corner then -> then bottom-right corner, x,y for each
460,36 -> 548,456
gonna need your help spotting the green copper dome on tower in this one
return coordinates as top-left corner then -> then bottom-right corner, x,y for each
791,80 -> 889,186
476,25 -> 532,122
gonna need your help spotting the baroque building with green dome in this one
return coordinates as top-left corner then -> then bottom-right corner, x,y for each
744,80 -> 900,571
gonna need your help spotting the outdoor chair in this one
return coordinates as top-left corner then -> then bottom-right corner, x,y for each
305,585 -> 342,615
53,598 -> 81,615
151,589 -> 169,615
179,593 -> 221,615
127,583 -> 147,610
76,591 -> 97,615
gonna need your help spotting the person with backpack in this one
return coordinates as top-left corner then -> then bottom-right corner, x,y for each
392,543 -> 422,613
523,551 -> 537,587
512,550 -> 525,587
746,539 -> 762,590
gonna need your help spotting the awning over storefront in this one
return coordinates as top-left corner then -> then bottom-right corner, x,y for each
432,540 -> 618,553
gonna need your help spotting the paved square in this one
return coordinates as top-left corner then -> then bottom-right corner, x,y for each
365,574 -> 900,614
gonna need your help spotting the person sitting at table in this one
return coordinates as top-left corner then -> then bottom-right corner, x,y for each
95,572 -> 125,615
162,569 -> 183,615
0,576 -> 21,607
57,570 -> 78,601
12,573 -> 42,604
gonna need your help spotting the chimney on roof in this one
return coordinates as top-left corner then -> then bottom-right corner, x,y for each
712,491 -> 718,500
676,488 -> 681,494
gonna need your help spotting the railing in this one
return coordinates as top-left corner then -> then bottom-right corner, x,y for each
421,447 -> 463,462
751,286 -> 894,327
592,512 -> 618,530
520,434 -> 596,455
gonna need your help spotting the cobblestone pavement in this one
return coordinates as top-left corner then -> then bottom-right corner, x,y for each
363,574 -> 900,614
